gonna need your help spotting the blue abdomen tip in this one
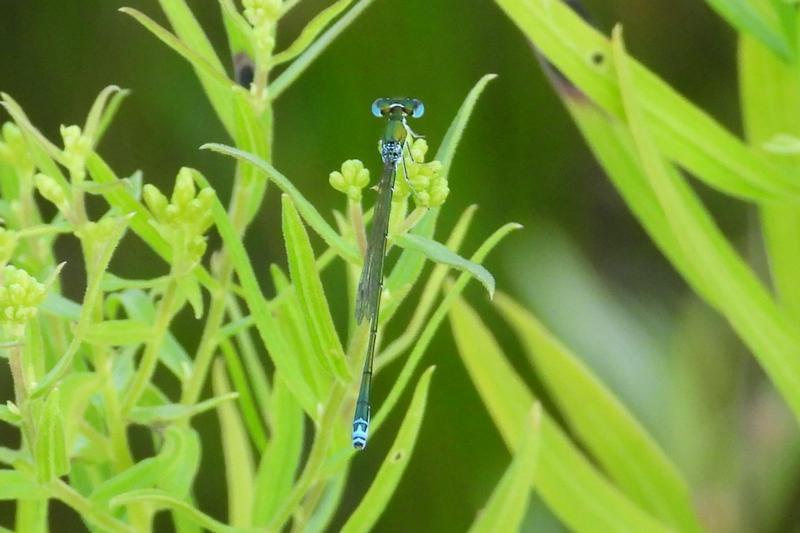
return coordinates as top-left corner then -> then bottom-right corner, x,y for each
352,417 -> 369,450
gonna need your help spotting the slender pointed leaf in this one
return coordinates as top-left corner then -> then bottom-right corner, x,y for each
394,233 -> 495,297
469,404 -> 542,533
495,293 -> 701,531
449,296 -> 669,532
282,194 -> 349,382
341,367 -> 435,533
495,0 -> 800,201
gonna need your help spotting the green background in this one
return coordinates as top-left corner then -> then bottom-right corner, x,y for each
1,1 -> 780,531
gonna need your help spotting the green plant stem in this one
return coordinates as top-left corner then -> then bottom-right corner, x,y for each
265,382 -> 348,532
348,200 -> 367,256
7,343 -> 34,446
182,143 -> 271,405
291,477 -> 328,533
266,325 -> 369,532
391,206 -> 427,240
49,479 -> 135,533
96,352 -> 133,468
226,295 -> 271,421
122,280 -> 180,414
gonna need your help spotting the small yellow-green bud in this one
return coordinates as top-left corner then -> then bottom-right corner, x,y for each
243,0 -> 282,27
60,125 -> 92,179
34,173 -> 70,213
253,26 -> 276,55
143,184 -> 169,221
408,138 -> 429,163
171,167 -> 196,209
402,142 -> 447,208
329,159 -> 370,202
0,265 -> 46,338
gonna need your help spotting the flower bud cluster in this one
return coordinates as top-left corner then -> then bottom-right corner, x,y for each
243,0 -> 278,66
60,125 -> 92,180
0,265 -> 45,338
396,139 -> 449,208
143,168 -> 215,272
329,159 -> 370,202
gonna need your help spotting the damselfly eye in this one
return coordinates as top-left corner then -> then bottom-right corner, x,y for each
371,99 -> 385,117
411,99 -> 425,118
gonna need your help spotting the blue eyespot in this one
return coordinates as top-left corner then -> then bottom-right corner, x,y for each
411,99 -> 425,118
371,99 -> 384,118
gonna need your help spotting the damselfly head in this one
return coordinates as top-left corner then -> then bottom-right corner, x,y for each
371,98 -> 425,119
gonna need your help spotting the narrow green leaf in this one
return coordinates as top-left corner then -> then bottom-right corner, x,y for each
371,223 -> 521,435
252,375 -> 304,526
194,172 -> 320,418
111,489 -> 257,533
495,0 -> 800,201
611,25 -> 800,422
469,404 -> 542,533
58,372 -> 101,449
218,339 -> 268,452
201,144 -> 360,264
268,266 -> 331,402
0,447 -> 21,466
35,389 -> 69,482
129,392 -> 238,426
82,319 -> 152,346
231,87 -> 271,224
394,233 -> 495,297
0,404 -> 21,427
154,1 -> 237,135
212,360 -> 255,528
341,367 -> 435,533
270,0 -> 378,99
217,0 -> 254,59
494,293 -> 701,531
157,427 -> 201,499
0,92 -> 69,187
769,0 -> 798,54
101,273 -> 169,292
282,195 -> 349,382
269,0 -> 354,68
704,0 -> 792,60
0,470 -> 46,500
306,465 -> 348,533
95,87 -> 131,145
90,425 -> 186,503
740,35 -> 800,323
83,85 -> 125,142
449,296 -> 669,532
379,205 -> 478,366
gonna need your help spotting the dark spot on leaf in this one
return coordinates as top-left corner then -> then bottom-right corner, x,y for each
393,450 -> 404,462
591,52 -> 604,65
234,53 -> 255,88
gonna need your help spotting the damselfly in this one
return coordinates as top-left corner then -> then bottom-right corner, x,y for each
352,97 -> 425,450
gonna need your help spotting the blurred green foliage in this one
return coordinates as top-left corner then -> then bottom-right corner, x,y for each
2,1 -> 792,532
